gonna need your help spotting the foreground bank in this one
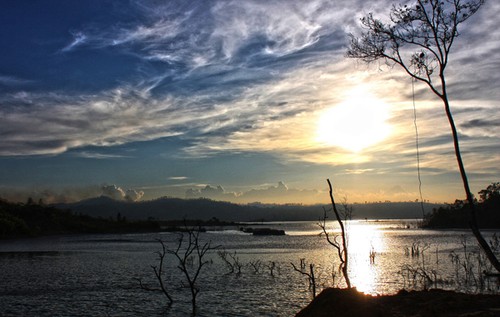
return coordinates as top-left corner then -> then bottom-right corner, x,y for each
296,288 -> 500,317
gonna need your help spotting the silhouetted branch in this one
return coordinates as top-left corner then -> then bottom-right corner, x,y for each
266,261 -> 278,277
140,228 -> 219,315
137,239 -> 173,306
218,250 -> 243,275
319,179 -> 351,288
347,0 -> 500,273
291,258 -> 317,298
249,260 -> 263,274
166,227 -> 219,315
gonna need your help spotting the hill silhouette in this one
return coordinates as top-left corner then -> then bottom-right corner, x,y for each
0,198 -> 159,238
54,196 -> 440,222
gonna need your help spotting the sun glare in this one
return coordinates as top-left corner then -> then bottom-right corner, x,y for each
316,91 -> 392,152
347,222 -> 384,294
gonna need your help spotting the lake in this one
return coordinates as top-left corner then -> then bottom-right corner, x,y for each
1,220 -> 499,316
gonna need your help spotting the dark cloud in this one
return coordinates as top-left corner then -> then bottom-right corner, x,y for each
461,119 -> 499,129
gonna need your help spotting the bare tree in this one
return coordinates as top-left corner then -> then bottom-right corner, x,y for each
249,259 -> 263,274
319,179 -> 352,288
291,258 -> 318,298
167,228 -> 218,315
347,0 -> 500,273
218,250 -> 243,275
137,239 -> 174,307
140,228 -> 218,315
266,261 -> 279,277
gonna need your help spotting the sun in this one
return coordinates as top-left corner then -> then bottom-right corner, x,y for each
316,91 -> 392,152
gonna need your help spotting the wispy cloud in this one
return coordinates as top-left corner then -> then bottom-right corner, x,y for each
0,75 -> 33,86
73,151 -> 130,159
169,176 -> 188,181
1,0 -> 498,203
61,31 -> 87,52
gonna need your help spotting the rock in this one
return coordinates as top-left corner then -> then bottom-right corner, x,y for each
242,227 -> 285,235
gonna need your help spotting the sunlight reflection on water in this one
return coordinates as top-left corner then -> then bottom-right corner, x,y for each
0,220 -> 498,316
347,221 -> 385,294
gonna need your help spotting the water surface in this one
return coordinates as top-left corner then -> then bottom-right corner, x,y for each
1,220 -> 498,316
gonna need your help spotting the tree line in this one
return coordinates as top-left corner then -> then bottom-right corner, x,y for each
424,182 -> 500,229
0,198 -> 160,239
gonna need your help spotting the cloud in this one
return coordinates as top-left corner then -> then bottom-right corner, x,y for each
461,118 -> 499,131
184,181 -> 324,204
0,89 -> 184,155
74,151 -> 130,159
0,0 -> 498,200
101,185 -> 126,200
169,176 -> 188,181
185,184 -> 238,201
0,75 -> 33,87
124,188 -> 145,202
237,181 -> 324,204
0,184 -> 146,204
388,185 -> 408,195
70,0 -> 346,69
61,31 -> 87,52
0,186 -> 102,204
101,184 -> 144,201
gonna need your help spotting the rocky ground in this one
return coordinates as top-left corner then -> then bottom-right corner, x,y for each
296,288 -> 500,317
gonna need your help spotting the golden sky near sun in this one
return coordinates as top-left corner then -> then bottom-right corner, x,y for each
316,87 -> 392,153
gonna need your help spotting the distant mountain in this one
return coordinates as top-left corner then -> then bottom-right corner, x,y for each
55,196 -> 252,221
0,198 -> 159,238
54,196 -> 442,222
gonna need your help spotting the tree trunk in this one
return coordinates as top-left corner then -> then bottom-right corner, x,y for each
327,179 -> 351,288
441,91 -> 500,273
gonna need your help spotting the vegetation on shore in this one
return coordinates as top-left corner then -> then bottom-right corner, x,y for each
0,198 -> 160,239
423,183 -> 500,229
0,197 -> 289,239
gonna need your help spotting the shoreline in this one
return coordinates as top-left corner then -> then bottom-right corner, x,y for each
296,288 -> 500,317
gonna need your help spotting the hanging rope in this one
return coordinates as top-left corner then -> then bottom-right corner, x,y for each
412,78 -> 426,219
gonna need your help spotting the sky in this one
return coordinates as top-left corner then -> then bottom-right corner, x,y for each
0,0 -> 499,205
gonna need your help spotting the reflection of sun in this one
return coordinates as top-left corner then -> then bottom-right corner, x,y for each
347,222 -> 385,294
316,90 -> 392,152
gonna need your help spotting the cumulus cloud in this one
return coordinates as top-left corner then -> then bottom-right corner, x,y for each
185,181 -> 324,204
185,185 -> 238,201
101,185 -> 126,200
238,181 -> 324,204
0,185 -> 146,204
124,188 -> 145,202
101,185 -> 144,202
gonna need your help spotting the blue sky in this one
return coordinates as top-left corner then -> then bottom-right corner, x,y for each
1,0 -> 499,204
